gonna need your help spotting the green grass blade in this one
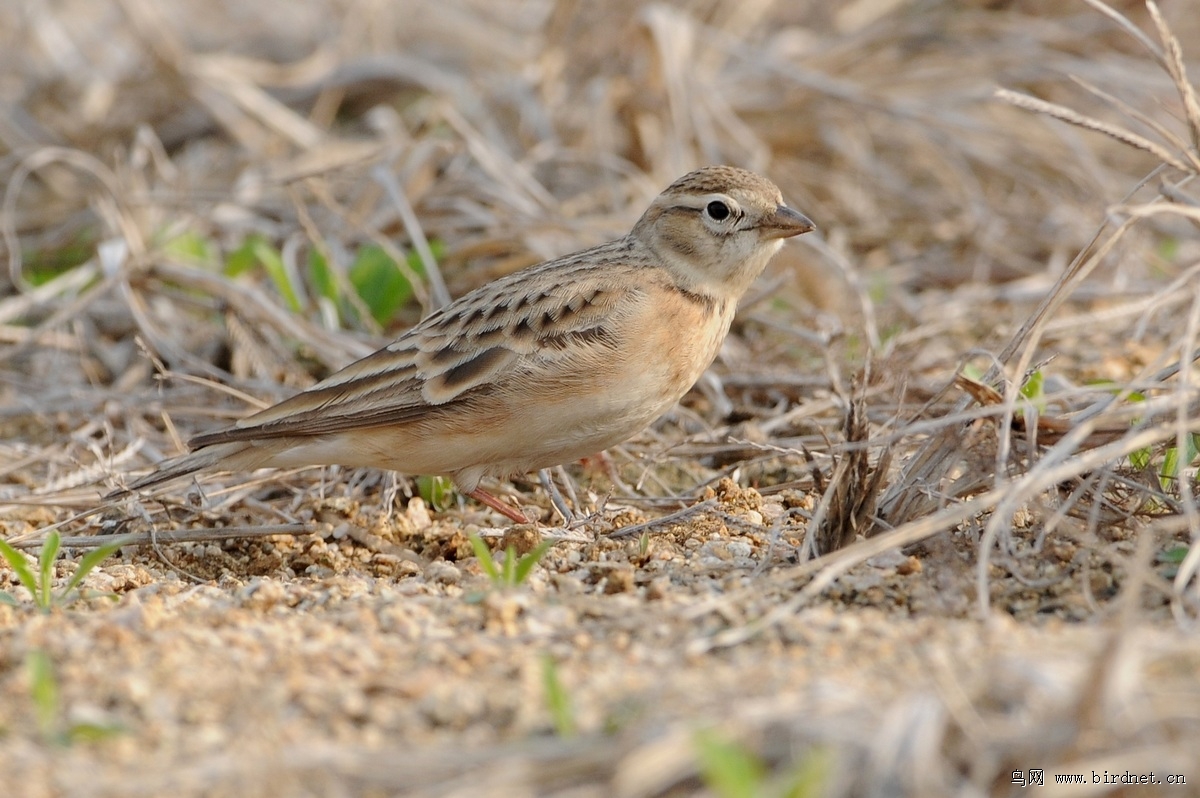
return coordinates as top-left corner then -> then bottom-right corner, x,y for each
514,541 -> 552,585
694,730 -> 766,798
469,534 -> 500,583
1160,545 -> 1190,565
780,747 -> 833,798
28,650 -> 58,740
224,236 -> 258,277
306,248 -> 341,305
349,244 -> 419,326
163,230 -> 216,266
252,239 -> 303,313
541,655 -> 576,737
1186,433 -> 1200,468
39,532 -> 61,611
502,545 -> 517,587
1019,369 -> 1044,401
0,537 -> 39,598
417,475 -> 455,511
65,721 -> 125,744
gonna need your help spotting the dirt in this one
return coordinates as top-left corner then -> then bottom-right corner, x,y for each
1,469 -> 1197,796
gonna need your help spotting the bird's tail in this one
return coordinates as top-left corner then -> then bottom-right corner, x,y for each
105,441 -> 276,499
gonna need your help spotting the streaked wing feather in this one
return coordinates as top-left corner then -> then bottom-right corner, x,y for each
189,244 -> 641,449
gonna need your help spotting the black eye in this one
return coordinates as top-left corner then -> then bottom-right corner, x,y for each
705,200 -> 731,221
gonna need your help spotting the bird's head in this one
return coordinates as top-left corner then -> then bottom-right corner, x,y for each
631,165 -> 815,297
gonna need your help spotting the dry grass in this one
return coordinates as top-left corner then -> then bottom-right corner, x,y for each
2,0 -> 1200,795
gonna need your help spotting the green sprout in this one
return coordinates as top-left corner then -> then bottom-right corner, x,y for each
0,531 -> 130,613
28,650 -> 124,746
541,655 -> 577,738
417,475 -> 456,512
694,730 -> 831,798
468,533 -> 552,591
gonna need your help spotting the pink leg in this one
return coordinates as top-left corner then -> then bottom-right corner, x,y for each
467,486 -> 531,524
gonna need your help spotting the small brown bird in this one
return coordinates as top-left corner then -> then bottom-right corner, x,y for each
116,166 -> 814,522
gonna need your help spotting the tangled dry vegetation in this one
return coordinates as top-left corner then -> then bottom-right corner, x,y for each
2,0 -> 1200,795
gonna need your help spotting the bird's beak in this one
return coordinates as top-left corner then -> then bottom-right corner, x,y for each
761,205 -> 815,240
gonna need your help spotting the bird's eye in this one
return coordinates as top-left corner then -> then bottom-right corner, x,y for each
705,200 -> 731,221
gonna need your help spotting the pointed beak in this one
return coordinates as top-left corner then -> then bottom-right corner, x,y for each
761,205 -> 815,240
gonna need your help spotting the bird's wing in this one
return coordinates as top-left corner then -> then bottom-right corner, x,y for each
189,243 -> 643,449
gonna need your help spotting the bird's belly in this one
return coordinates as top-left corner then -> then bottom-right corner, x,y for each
273,389 -> 671,479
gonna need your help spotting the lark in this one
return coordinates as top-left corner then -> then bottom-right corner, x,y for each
115,166 -> 814,522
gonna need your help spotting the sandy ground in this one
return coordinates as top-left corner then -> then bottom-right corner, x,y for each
2,478 -> 1198,795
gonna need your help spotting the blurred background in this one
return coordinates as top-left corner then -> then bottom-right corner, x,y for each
3,0 -> 1198,521
3,0 -> 1193,313
3,0 -> 1198,534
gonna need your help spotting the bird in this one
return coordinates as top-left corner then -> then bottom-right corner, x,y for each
113,166 -> 815,523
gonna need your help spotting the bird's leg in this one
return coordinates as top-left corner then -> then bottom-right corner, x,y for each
554,465 -> 579,507
466,486 -> 531,524
539,468 -> 575,525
